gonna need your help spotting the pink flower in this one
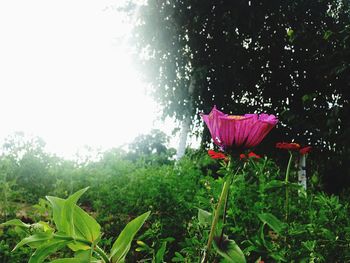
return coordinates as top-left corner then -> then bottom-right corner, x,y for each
201,106 -> 278,149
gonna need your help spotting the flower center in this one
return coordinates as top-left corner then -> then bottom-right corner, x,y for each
227,115 -> 244,119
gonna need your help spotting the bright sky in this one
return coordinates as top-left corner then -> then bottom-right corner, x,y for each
0,0 -> 171,158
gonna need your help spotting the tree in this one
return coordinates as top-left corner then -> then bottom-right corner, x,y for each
127,129 -> 175,164
131,0 -> 350,190
0,133 -> 55,203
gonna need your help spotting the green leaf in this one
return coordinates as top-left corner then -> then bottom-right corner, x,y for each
258,213 -> 285,235
213,237 -> 246,263
171,252 -> 185,262
323,30 -> 333,40
29,239 -> 72,263
1,219 -> 30,228
155,241 -> 167,263
46,188 -> 96,251
50,250 -> 93,262
66,205 -> 101,251
13,232 -> 53,251
50,259 -> 87,263
73,205 -> 101,243
62,187 -> 89,237
198,208 -> 212,227
46,187 -> 89,236
110,211 -> 151,263
46,196 -> 65,231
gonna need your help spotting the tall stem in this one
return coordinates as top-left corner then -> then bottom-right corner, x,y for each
202,163 -> 240,263
201,178 -> 230,263
285,152 -> 293,222
218,167 -> 240,245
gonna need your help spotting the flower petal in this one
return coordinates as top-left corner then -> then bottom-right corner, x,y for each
201,106 -> 226,147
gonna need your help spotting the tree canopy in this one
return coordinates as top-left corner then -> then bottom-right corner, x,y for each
131,0 -> 350,190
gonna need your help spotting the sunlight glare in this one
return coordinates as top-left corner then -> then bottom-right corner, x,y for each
0,0 -> 162,158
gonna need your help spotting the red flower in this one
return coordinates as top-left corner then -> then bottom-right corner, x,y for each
208,150 -> 227,160
240,152 -> 261,160
248,152 -> 261,159
276,142 -> 301,151
300,146 -> 312,155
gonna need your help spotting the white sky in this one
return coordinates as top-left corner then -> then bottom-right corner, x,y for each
0,0 -> 174,158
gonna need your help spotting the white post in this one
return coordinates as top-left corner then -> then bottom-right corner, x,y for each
298,155 -> 307,190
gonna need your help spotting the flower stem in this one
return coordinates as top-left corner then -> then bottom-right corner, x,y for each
218,166 -> 240,246
285,152 -> 293,222
202,161 -> 240,263
201,178 -> 230,263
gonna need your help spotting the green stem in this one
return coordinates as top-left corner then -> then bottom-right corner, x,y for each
202,161 -> 241,263
285,152 -> 293,222
54,234 -> 110,263
218,167 -> 240,246
201,179 -> 230,263
95,245 -> 110,263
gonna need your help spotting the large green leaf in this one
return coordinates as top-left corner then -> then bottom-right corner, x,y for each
46,187 -> 89,236
50,250 -> 94,263
46,196 -> 65,231
73,205 -> 101,242
68,205 -> 101,251
213,237 -> 246,263
29,239 -> 72,263
13,232 -> 53,251
62,187 -> 89,237
110,211 -> 151,263
258,213 -> 285,235
46,188 -> 100,251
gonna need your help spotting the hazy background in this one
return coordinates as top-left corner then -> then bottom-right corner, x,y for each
0,0 -> 171,158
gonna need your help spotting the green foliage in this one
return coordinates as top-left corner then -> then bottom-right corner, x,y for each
0,135 -> 349,262
1,189 -> 150,263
